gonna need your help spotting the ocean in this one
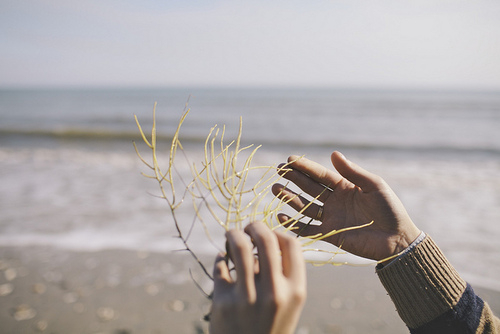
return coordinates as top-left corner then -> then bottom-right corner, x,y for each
1,88 -> 499,291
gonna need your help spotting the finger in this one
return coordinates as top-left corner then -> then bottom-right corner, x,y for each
226,230 -> 256,300
331,151 -> 382,192
274,231 -> 305,285
278,213 -> 327,238
272,184 -> 324,220
244,222 -> 281,284
213,253 -> 232,293
286,155 -> 343,191
277,167 -> 333,203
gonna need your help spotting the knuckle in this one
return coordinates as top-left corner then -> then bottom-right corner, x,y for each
292,287 -> 307,304
249,226 -> 278,248
229,237 -> 252,256
281,232 -> 299,245
372,175 -> 386,187
279,232 -> 302,250
261,293 -> 282,312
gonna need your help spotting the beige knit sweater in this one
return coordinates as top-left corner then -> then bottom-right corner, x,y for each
376,236 -> 500,333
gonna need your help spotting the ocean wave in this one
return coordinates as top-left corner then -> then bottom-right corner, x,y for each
1,126 -> 500,157
0,127 -> 142,140
0,127 -> 203,144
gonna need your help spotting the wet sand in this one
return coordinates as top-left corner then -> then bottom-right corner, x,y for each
1,246 -> 499,334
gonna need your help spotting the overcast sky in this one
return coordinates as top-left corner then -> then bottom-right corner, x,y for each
1,0 -> 500,89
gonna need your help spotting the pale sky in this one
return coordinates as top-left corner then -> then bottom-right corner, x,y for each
1,0 -> 500,89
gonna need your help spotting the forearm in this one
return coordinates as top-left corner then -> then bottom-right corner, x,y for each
376,235 -> 500,333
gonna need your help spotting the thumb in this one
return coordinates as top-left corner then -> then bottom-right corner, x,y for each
330,151 -> 382,192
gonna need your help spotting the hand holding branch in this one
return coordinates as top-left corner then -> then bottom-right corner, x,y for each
209,221 -> 306,334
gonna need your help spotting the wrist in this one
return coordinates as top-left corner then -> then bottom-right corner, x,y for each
376,235 -> 466,328
392,221 -> 422,256
378,231 -> 426,268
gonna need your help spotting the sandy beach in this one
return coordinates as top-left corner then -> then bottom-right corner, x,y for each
2,245 -> 499,334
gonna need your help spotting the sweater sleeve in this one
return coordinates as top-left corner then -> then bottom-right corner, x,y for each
376,235 -> 500,334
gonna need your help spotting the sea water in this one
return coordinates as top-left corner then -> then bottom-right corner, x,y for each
0,88 -> 499,290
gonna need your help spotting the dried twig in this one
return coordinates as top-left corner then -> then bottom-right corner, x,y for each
134,104 -> 381,281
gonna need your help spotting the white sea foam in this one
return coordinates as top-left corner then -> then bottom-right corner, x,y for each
1,143 -> 499,291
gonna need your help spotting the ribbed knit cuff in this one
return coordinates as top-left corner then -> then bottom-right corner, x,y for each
376,235 -> 466,329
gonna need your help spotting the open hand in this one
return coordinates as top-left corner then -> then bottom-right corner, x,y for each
272,151 -> 421,261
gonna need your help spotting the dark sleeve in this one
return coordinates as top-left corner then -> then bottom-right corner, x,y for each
376,235 -> 500,334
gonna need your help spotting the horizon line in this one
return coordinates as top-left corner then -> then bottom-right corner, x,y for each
1,84 -> 500,94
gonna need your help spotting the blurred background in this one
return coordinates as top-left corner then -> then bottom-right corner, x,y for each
1,1 -> 500,333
